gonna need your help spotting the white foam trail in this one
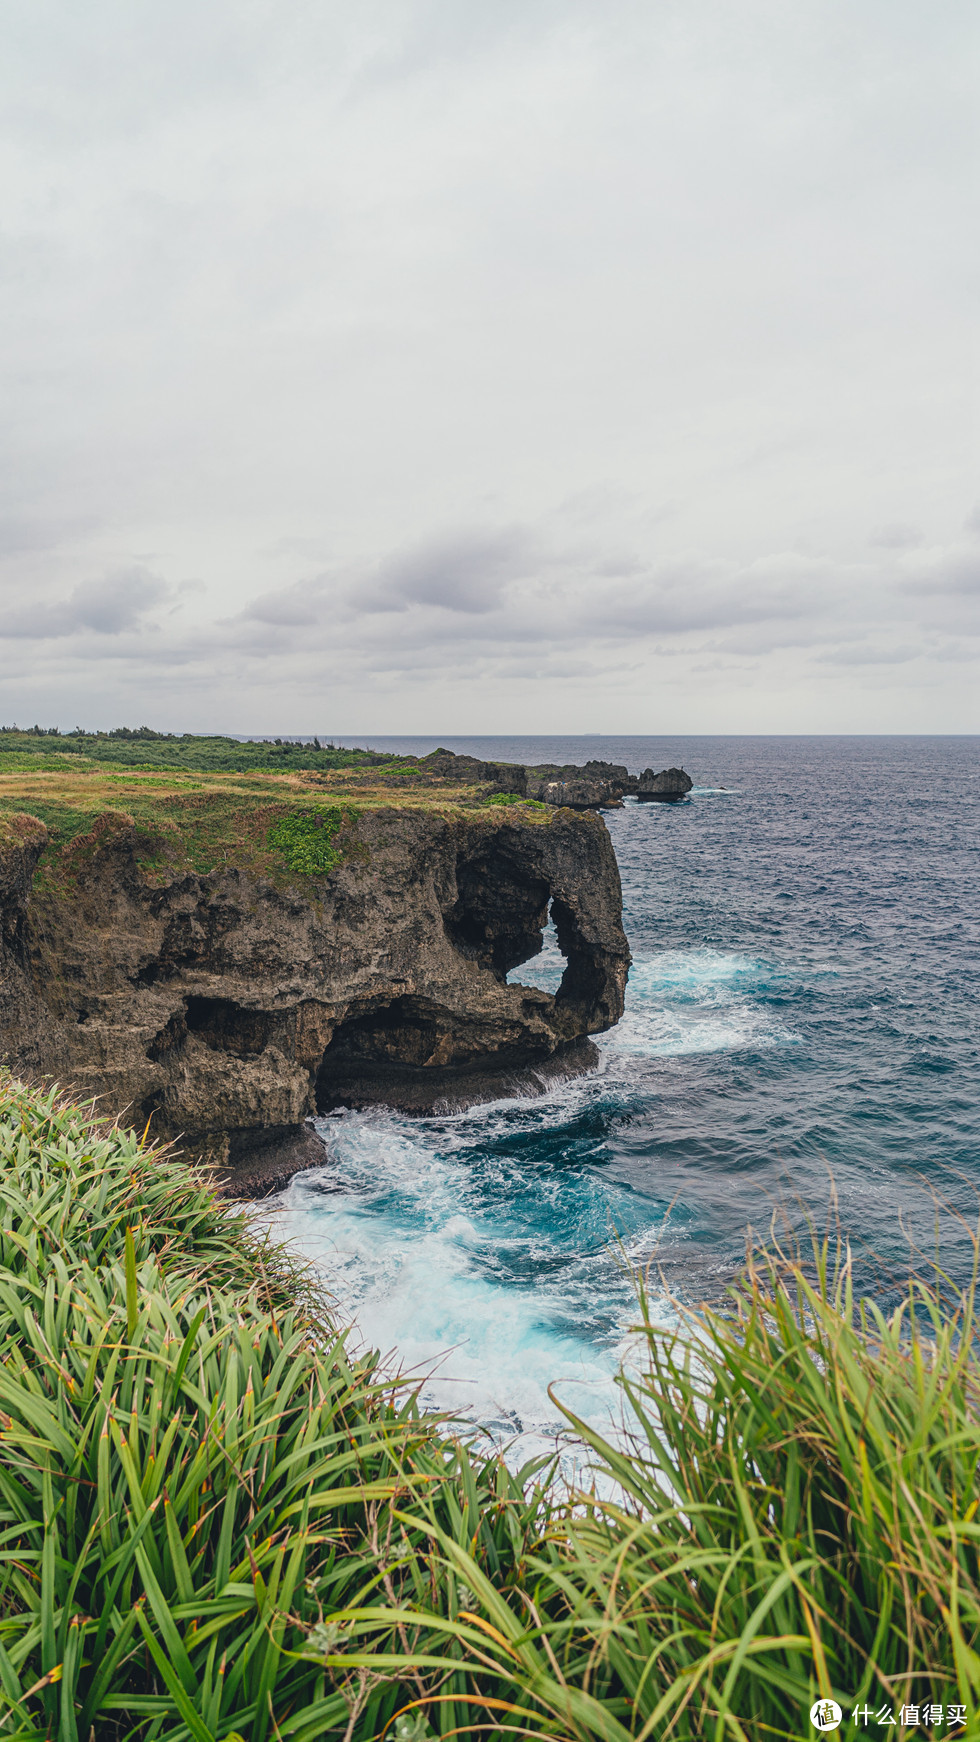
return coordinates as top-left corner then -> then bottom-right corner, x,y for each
629,948 -> 760,991
599,947 -> 798,1059
255,1111 -> 660,1467
607,1007 -> 775,1057
253,946 -> 792,1463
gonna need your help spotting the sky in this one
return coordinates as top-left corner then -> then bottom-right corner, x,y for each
1,0 -> 977,735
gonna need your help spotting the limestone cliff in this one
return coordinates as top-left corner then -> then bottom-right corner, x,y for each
0,805 -> 629,1193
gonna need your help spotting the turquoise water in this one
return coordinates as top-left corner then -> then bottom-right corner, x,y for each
266,737 -> 980,1456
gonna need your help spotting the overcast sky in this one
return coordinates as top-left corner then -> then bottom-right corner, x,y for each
1,0 -> 977,735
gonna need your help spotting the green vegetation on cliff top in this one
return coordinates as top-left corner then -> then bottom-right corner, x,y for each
0,737 -> 551,889
1,1075 -> 978,1739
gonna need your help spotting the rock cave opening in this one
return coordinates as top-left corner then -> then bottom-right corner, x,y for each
146,996 -> 275,1063
184,996 -> 273,1056
314,993 -> 520,1111
443,836 -> 605,1013
313,831 -> 618,1112
444,839 -> 552,981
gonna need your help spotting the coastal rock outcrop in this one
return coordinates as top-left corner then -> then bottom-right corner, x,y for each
411,751 -> 694,808
636,767 -> 694,801
0,806 -> 630,1193
412,752 -> 638,809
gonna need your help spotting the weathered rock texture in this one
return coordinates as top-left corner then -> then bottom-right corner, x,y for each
636,767 -> 694,801
410,752 -> 693,809
404,751 -> 633,808
0,806 -> 630,1193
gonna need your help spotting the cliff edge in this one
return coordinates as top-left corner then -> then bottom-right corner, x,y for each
0,799 -> 629,1193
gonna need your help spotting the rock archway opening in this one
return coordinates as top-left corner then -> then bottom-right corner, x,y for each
313,824 -> 627,1113
504,901 -> 566,996
444,840 -> 551,981
550,896 -> 608,1013
444,837 -> 603,1012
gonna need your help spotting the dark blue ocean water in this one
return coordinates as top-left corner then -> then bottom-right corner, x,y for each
267,737 -> 980,1455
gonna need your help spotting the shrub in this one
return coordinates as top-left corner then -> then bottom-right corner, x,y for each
483,793 -> 547,810
267,806 -> 349,877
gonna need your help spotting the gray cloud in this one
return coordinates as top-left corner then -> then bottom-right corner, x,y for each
116,519 -> 980,687
932,555 -> 980,596
9,518 -> 978,710
0,567 -> 169,639
0,513 -> 100,558
900,547 -> 980,598
870,523 -> 923,550
243,578 -> 330,628
814,642 -> 922,666
357,528 -> 535,615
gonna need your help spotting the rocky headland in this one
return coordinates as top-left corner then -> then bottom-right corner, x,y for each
404,750 -> 693,808
0,767 -> 631,1195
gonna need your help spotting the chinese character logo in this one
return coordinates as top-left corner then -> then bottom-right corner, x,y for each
810,1699 -> 843,1732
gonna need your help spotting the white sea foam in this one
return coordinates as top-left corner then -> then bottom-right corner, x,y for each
256,945 -> 789,1463
514,940 -> 795,1058
256,1108 -> 660,1468
607,1006 -> 772,1057
629,948 -> 760,992
600,947 -> 797,1059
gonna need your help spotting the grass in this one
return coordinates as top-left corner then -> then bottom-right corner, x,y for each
0,763 -> 553,895
0,1077 -> 547,1742
0,731 -> 515,785
405,1240 -> 980,1739
0,1076 -> 978,1739
0,731 -> 561,895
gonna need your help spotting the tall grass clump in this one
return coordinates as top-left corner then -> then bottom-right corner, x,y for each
2,1072 -> 979,1740
372,1236 -> 980,1739
0,1077 -> 545,1741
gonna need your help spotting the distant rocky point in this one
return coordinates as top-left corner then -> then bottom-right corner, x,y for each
411,751 -> 693,809
635,766 -> 694,802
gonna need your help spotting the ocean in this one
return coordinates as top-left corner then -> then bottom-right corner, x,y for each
263,736 -> 980,1461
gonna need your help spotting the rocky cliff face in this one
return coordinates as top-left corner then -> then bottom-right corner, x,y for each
0,806 -> 629,1193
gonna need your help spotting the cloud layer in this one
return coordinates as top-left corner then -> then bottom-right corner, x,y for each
0,0 -> 976,731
